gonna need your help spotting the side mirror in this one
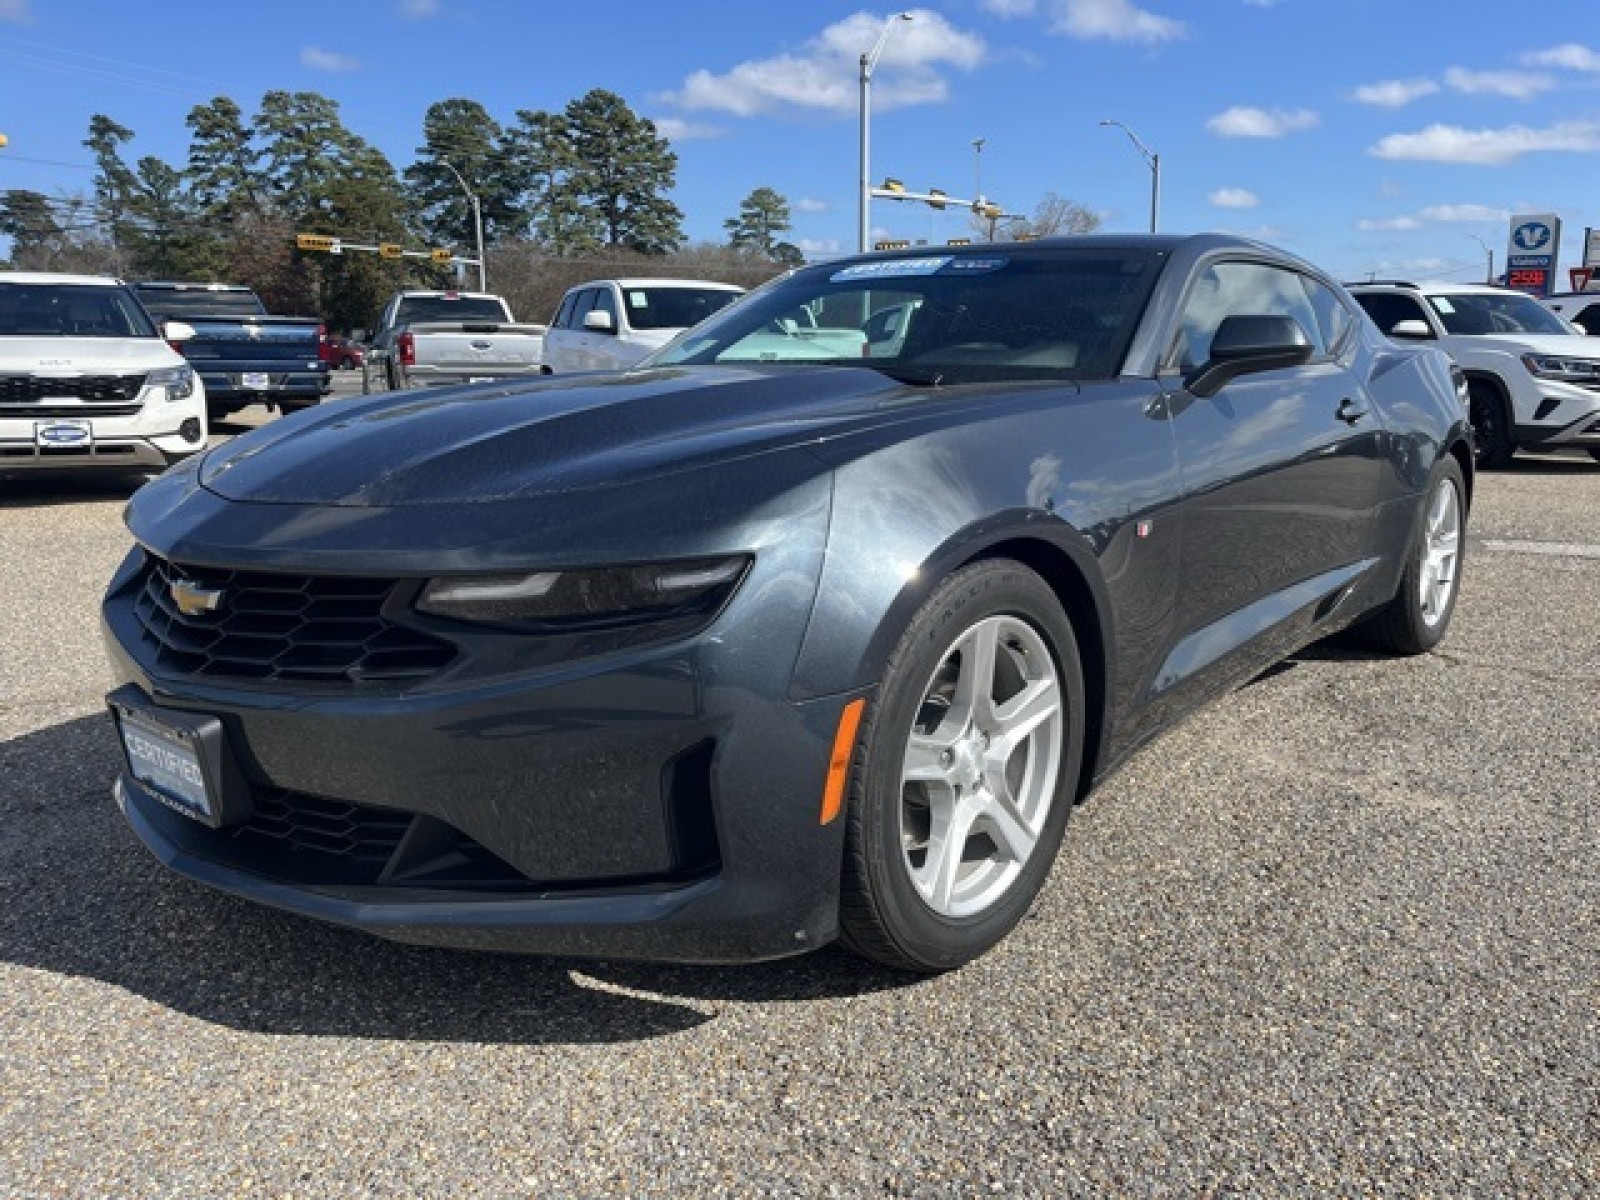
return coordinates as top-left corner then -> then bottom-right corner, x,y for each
1186,314 -> 1313,398
583,310 -> 616,334
1389,318 -> 1434,340
163,320 -> 196,343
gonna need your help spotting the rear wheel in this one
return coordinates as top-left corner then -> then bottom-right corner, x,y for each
838,560 -> 1085,972
1467,381 -> 1514,469
1363,458 -> 1466,655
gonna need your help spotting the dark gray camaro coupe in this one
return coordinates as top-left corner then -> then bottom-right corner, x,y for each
103,235 -> 1471,971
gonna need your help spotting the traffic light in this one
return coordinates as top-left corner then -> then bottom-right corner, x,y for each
295,233 -> 337,252
874,240 -> 912,251
430,248 -> 453,264
880,178 -> 905,194
927,188 -> 947,211
379,243 -> 403,259
947,237 -> 971,247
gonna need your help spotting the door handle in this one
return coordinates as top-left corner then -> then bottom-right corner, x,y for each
1336,397 -> 1368,425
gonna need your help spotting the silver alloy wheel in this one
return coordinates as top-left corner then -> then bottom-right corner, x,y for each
1419,474 -> 1462,628
899,614 -> 1064,919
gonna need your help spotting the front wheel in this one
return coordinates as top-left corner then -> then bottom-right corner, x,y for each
1468,381 -> 1514,469
1363,458 -> 1466,655
838,560 -> 1085,972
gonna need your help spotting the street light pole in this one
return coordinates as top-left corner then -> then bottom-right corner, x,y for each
1467,233 -> 1494,284
1100,119 -> 1160,234
439,159 -> 487,291
858,12 -> 913,253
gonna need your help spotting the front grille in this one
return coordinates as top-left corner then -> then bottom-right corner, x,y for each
0,372 -> 146,410
229,788 -> 530,887
129,553 -> 456,686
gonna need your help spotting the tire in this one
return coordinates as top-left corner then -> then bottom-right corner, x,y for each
1362,458 -> 1466,655
1467,380 -> 1514,469
838,560 -> 1086,972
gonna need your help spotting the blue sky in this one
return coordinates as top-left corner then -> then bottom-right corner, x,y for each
2,0 -> 1598,283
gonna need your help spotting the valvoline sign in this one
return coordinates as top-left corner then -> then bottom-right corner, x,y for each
1511,221 -> 1552,253
1505,212 -> 1561,298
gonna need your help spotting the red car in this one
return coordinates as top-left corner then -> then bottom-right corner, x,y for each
319,333 -> 364,370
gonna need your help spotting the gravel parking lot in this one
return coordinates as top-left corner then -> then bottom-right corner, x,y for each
1,406 -> 1595,1197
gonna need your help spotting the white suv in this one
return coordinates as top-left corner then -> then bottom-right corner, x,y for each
1348,280 -> 1600,467
0,272 -> 208,472
542,278 -> 744,374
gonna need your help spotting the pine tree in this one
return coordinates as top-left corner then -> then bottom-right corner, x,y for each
724,187 -> 793,259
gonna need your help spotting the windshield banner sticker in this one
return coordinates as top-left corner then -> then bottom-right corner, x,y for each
831,258 -> 952,282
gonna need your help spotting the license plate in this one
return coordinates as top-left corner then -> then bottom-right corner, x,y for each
241,372 -> 271,389
117,707 -> 214,823
35,419 -> 92,449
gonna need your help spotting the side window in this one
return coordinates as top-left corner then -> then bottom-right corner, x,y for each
553,291 -> 579,329
1573,303 -> 1600,336
1352,292 -> 1433,338
1302,276 -> 1354,355
1173,261 -> 1326,370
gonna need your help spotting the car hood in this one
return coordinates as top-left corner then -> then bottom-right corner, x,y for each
199,365 -> 930,507
0,337 -> 185,372
1448,332 -> 1600,357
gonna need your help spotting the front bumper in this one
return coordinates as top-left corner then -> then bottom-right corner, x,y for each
99,473 -> 859,961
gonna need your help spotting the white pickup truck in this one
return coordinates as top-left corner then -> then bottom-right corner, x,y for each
364,291 -> 546,392
0,271 -> 208,472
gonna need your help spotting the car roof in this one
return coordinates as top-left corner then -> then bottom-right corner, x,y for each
569,278 -> 747,293
0,271 -> 124,287
133,280 -> 254,292
1347,279 -> 1515,296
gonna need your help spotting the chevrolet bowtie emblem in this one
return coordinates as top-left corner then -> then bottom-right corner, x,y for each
170,579 -> 224,618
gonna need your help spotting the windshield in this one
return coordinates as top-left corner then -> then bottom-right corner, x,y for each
0,283 -> 159,338
395,295 -> 510,324
646,249 -> 1162,383
133,287 -> 264,318
621,286 -> 743,330
1428,291 -> 1572,337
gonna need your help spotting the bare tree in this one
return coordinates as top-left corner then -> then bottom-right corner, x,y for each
972,191 -> 1100,242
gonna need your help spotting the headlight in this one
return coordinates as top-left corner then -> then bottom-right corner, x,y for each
147,364 -> 196,400
416,556 -> 751,628
1521,354 -> 1600,384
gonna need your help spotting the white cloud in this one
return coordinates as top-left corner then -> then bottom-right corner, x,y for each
1357,203 -> 1510,233
797,238 -> 843,260
1443,67 -> 1553,100
396,0 -> 439,16
1357,216 -> 1423,232
0,0 -> 31,20
1417,203 -> 1508,222
1209,187 -> 1259,209
664,10 -> 985,117
1047,0 -> 1186,43
794,197 -> 830,213
1521,43 -> 1600,72
300,46 -> 360,73
982,0 -> 1037,15
1369,121 -> 1600,165
1206,106 -> 1319,137
651,117 -> 723,142
1350,78 -> 1439,108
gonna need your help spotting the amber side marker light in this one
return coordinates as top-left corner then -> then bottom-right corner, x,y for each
820,698 -> 866,825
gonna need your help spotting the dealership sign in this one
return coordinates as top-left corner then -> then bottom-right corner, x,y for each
1505,213 -> 1561,297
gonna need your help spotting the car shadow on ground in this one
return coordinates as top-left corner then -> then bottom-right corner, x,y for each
1495,453 -> 1600,476
0,470 -> 155,507
0,714 -> 913,1048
